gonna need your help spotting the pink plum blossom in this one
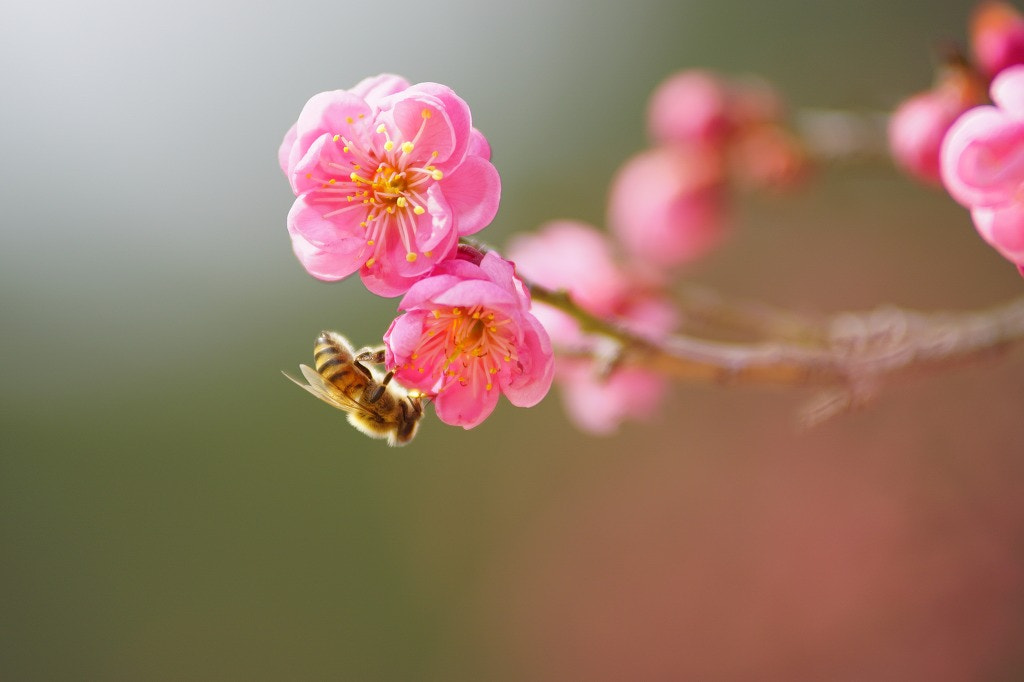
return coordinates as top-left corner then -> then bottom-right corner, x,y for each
971,1 -> 1024,79
889,65 -> 986,185
648,70 -> 787,147
383,249 -> 554,428
507,221 -> 677,434
608,144 -> 728,269
889,89 -> 976,184
279,74 -> 501,296
941,64 -> 1024,271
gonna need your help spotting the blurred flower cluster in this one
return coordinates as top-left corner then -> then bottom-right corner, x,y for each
889,1 -> 1024,274
510,71 -> 809,434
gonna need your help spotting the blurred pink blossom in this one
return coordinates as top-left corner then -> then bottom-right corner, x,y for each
648,70 -> 736,147
971,1 -> 1024,79
608,145 -> 728,269
889,63 -> 987,185
507,221 -> 677,434
890,89 -> 976,184
279,74 -> 500,296
941,64 -> 1024,271
384,250 -> 554,428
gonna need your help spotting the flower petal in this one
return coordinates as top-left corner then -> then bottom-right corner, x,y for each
971,203 -> 1024,263
434,380 -> 501,428
440,155 -> 501,236
350,73 -> 411,109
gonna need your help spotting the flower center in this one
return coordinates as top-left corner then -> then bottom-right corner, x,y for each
402,304 -> 518,394
307,110 -> 444,265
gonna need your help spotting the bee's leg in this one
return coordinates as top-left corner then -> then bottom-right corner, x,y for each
365,370 -> 394,403
356,347 -> 387,365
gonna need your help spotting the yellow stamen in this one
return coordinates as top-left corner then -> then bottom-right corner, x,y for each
365,258 -> 375,267
401,141 -> 414,153
406,252 -> 417,262
413,206 -> 426,215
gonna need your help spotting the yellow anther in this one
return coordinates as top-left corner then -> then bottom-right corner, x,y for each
406,252 -> 417,262
431,151 -> 438,158
332,134 -> 340,142
411,353 -> 418,359
327,178 -> 336,184
376,123 -> 387,133
473,312 -> 481,319
343,146 -> 350,153
384,141 -> 394,151
432,310 -> 440,319
401,141 -> 414,153
346,116 -> 354,124
431,169 -> 443,181
489,327 -> 497,332
366,258 -> 376,267
367,240 -> 374,246
504,355 -> 511,362
486,383 -> 493,391
396,197 -> 408,208
453,308 -> 461,315
489,367 -> 498,374
413,206 -> 426,215
421,109 -> 432,118
424,250 -> 432,258
305,173 -> 312,179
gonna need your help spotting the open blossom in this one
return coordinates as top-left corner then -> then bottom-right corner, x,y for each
383,250 -> 554,428
941,64 -> 1024,271
507,221 -> 677,434
608,144 -> 728,269
279,74 -> 501,296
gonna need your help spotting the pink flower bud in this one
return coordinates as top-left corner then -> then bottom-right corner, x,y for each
971,1 -> 1024,78
941,64 -> 1024,269
384,251 -> 554,428
889,89 -> 974,184
279,74 -> 501,297
648,70 -> 735,146
732,125 -> 811,190
608,145 -> 728,269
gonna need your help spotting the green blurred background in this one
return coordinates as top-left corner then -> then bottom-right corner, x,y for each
3,0 -> 1023,679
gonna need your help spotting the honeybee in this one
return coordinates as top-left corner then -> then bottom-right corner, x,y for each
284,331 -> 424,446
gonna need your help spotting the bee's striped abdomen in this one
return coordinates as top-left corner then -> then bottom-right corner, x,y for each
314,332 -> 370,393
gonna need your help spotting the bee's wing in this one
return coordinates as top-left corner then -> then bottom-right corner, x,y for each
283,365 -> 379,419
